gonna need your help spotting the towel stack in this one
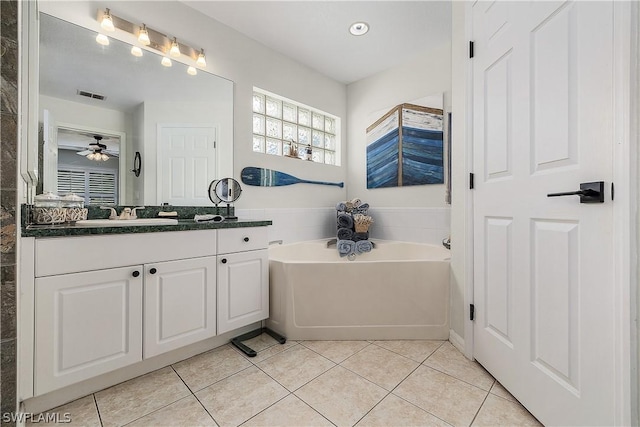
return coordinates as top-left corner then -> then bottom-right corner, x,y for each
335,198 -> 374,257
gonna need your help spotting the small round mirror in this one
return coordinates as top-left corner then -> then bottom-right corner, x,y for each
207,179 -> 222,205
215,178 -> 242,203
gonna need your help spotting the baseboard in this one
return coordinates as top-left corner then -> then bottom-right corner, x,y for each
449,329 -> 465,353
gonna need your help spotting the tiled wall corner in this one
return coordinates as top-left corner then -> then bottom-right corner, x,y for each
1,0 -> 19,423
367,207 -> 450,245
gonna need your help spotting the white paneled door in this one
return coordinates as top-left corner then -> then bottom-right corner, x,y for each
472,1 -> 618,425
158,124 -> 217,205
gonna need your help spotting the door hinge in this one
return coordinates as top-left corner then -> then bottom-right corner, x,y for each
469,173 -> 475,189
470,304 -> 475,321
469,41 -> 475,58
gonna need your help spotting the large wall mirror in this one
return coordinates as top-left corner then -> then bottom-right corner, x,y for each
38,13 -> 234,205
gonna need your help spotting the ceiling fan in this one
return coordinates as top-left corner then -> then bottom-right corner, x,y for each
76,135 -> 119,161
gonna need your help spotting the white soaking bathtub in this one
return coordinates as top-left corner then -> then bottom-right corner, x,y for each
266,239 -> 450,341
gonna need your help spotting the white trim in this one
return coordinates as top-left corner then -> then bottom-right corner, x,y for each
55,122 -> 126,205
449,329 -> 465,353
612,2 -> 636,424
463,0 -> 475,361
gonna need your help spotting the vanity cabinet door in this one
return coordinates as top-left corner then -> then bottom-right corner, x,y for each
144,256 -> 217,358
217,249 -> 269,334
34,266 -> 143,395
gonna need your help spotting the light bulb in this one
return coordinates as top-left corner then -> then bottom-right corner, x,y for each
101,153 -> 109,161
169,37 -> 181,58
196,49 -> 207,67
138,24 -> 150,46
131,46 -> 143,57
87,153 -> 96,161
96,33 -> 110,46
187,66 -> 197,76
161,56 -> 172,67
101,8 -> 115,32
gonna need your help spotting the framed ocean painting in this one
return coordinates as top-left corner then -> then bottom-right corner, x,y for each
366,94 -> 444,188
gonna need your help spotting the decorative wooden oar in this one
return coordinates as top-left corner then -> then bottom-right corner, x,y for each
241,167 -> 344,188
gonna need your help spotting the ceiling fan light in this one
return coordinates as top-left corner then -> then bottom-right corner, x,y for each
101,153 -> 109,161
187,66 -> 197,76
100,8 -> 115,32
169,37 -> 181,58
161,56 -> 172,67
96,33 -> 110,46
138,24 -> 150,46
86,152 -> 96,161
196,49 -> 207,67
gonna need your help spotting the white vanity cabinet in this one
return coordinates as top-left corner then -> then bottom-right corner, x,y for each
217,227 -> 269,334
34,265 -> 143,395
31,230 -> 218,396
143,256 -> 217,358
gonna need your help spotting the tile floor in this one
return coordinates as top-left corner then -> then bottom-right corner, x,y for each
28,336 -> 542,427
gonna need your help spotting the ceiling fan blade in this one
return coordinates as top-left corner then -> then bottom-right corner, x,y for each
77,150 -> 92,156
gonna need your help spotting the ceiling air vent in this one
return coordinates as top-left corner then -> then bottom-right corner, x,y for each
77,90 -> 107,101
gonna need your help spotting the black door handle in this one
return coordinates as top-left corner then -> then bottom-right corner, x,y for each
547,181 -> 604,203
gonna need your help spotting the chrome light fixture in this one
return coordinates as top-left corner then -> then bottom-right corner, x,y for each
196,48 -> 207,67
100,8 -> 115,32
169,37 -> 181,58
138,24 -> 150,46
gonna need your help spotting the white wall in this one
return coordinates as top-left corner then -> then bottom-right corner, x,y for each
38,0 -> 348,210
346,45 -> 452,209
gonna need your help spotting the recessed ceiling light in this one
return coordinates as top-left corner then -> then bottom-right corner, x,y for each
349,22 -> 369,36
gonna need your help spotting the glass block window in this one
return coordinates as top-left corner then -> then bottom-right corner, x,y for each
252,88 -> 339,165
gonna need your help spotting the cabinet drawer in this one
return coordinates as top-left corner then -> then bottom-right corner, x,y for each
217,227 -> 267,254
36,230 -> 217,277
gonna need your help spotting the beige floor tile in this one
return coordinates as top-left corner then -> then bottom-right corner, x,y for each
196,366 -> 289,427
242,394 -> 334,427
341,344 -> 419,391
126,395 -> 217,426
424,342 -> 495,391
393,366 -> 487,427
373,340 -> 445,363
236,341 -> 300,364
295,366 -> 387,427
356,394 -> 452,427
241,333 -> 280,353
301,340 -> 370,363
256,345 -> 335,391
27,395 -> 100,427
489,381 -> 518,403
95,367 -> 191,427
471,394 -> 542,426
173,344 -> 252,391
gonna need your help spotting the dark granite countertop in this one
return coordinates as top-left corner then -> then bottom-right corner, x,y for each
22,218 -> 272,238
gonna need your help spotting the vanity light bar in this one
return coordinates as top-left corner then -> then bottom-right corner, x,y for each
96,8 -> 206,66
